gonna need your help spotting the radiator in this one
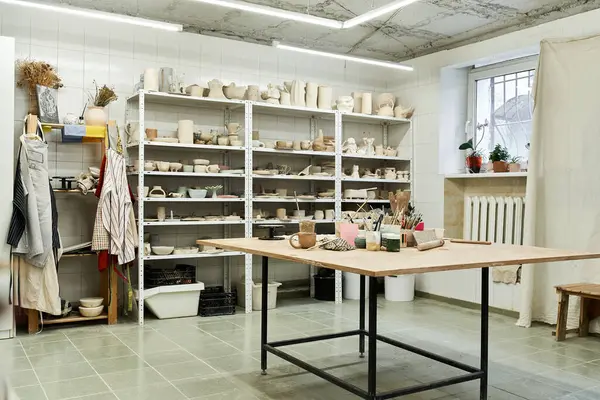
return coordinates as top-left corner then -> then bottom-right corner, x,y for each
463,196 -> 525,244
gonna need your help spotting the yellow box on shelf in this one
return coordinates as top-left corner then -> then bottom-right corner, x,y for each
41,123 -> 106,143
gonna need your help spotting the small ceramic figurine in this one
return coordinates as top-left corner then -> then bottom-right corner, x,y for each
342,138 -> 358,154
351,165 -> 360,179
358,136 -> 375,157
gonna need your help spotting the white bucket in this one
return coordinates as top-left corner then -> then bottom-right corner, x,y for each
343,272 -> 369,300
384,275 -> 415,302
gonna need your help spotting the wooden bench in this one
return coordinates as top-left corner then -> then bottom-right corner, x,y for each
555,283 -> 600,341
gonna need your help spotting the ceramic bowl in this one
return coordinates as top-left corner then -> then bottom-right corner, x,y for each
230,140 -> 243,147
173,247 -> 199,255
188,188 -> 207,198
182,165 -> 194,172
193,159 -> 210,165
156,161 -> 170,172
169,162 -> 182,172
144,163 -> 155,172
79,305 -> 104,317
152,246 -> 174,255
79,297 -> 103,308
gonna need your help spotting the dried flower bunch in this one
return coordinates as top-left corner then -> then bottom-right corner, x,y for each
89,81 -> 118,107
16,59 -> 62,114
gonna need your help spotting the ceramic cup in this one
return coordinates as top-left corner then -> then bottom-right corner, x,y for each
183,165 -> 193,172
194,165 -> 208,173
289,232 -> 317,249
208,164 -> 220,173
314,210 -> 324,220
375,145 -> 384,156
293,210 -> 306,217
217,136 -> 229,146
293,141 -> 301,150
157,206 -> 166,222
300,140 -> 312,150
230,140 -> 243,147
276,188 -> 288,197
145,128 -> 158,140
325,209 -> 335,220
276,208 -> 287,220
276,140 -> 288,149
156,161 -> 170,172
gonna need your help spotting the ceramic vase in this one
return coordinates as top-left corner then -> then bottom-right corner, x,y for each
317,86 -> 332,110
376,93 -> 395,110
306,82 -> 318,108
143,68 -> 159,91
291,80 -> 306,107
361,93 -> 373,115
351,165 -> 360,179
352,92 -> 363,113
178,120 -> 194,144
246,85 -> 259,101
280,91 -> 291,106
84,106 -> 107,126
336,96 -> 354,113
207,79 -> 226,99
159,67 -> 174,93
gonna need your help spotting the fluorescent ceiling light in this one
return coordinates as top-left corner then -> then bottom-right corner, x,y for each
189,0 -> 421,29
0,0 -> 183,31
273,42 -> 413,71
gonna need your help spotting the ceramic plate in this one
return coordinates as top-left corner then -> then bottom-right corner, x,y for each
220,170 -> 244,174
298,195 -> 316,200
152,137 -> 179,143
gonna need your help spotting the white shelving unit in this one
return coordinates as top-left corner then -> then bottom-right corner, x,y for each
127,90 -> 412,325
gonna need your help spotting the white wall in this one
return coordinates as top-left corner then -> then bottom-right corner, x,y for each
390,8 -> 600,309
1,3 -> 395,300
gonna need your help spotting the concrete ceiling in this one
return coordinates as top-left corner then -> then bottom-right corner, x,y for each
51,0 -> 600,61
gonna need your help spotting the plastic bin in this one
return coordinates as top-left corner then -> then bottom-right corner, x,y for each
343,272 -> 369,300
384,275 -> 415,302
142,282 -> 205,319
236,280 -> 282,311
198,286 -> 237,317
314,274 -> 335,301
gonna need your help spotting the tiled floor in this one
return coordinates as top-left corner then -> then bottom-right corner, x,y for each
2,297 -> 600,399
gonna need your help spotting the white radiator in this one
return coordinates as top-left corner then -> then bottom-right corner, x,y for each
463,196 -> 525,244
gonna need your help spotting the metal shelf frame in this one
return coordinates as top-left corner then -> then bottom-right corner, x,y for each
127,90 -> 413,324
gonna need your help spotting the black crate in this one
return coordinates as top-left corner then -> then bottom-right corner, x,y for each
198,286 -> 237,317
144,264 -> 195,288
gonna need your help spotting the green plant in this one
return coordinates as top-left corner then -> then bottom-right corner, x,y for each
489,144 -> 510,162
510,156 -> 522,164
459,120 -> 488,156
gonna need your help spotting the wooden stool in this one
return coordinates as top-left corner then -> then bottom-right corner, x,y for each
555,283 -> 600,341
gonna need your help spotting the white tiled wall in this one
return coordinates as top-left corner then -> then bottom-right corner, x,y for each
389,8 -> 600,308
2,2 -> 396,302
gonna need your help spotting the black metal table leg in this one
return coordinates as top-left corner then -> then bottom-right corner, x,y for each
480,267 -> 489,399
261,256 -> 269,375
368,276 -> 378,398
359,274 -> 366,358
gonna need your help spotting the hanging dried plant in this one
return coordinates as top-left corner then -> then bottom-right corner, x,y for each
88,80 -> 118,107
16,59 -> 63,114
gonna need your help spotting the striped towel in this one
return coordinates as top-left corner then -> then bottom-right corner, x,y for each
100,149 -> 136,265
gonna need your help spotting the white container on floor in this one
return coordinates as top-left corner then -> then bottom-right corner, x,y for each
384,275 -> 415,302
236,280 -> 282,310
343,271 -> 369,300
140,282 -> 205,319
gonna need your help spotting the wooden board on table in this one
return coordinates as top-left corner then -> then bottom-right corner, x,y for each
196,238 -> 600,277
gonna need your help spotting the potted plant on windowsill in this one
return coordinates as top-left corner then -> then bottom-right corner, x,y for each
459,120 -> 487,174
489,144 -> 510,173
508,156 -> 522,172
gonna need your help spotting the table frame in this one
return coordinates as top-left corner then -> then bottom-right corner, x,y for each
260,256 -> 489,399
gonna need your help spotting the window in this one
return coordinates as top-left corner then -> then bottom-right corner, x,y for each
468,57 -> 537,160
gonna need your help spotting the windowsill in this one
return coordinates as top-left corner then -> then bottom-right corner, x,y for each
445,172 -> 528,179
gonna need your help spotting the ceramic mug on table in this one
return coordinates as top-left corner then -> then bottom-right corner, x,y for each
289,232 -> 317,249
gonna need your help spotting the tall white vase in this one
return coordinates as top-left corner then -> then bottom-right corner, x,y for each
317,86 -> 332,110
306,82 -> 318,108
144,68 -> 159,91
361,92 -> 373,115
352,92 -> 363,113
291,80 -> 306,107
178,120 -> 194,144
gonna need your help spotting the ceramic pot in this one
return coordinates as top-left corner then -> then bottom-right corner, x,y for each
208,164 -> 220,173
352,92 -> 363,113
246,85 -> 259,101
375,145 -> 384,156
84,106 -> 107,126
149,186 -> 166,198
143,68 -> 159,91
145,128 -> 157,140
300,140 -> 312,150
280,91 -> 291,106
186,84 -> 204,97
194,165 -> 208,173
361,93 -> 372,115
508,163 -> 521,172
159,67 -> 174,93
317,86 -> 332,110
226,123 -> 241,135
377,106 -> 394,117
325,209 -> 335,220
336,96 -> 354,113
217,136 -> 229,146
376,93 -> 395,110
156,161 -> 170,172
493,161 -> 508,173
289,232 -> 316,249
223,82 -> 246,99
276,208 -> 287,220
157,206 -> 166,222
291,80 -> 306,107
208,79 -> 226,98
314,210 -> 324,220
306,82 -> 318,108
467,156 -> 482,173
178,120 -> 194,144
293,141 -> 301,150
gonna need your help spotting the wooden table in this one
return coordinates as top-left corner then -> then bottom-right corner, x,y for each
197,238 -> 600,400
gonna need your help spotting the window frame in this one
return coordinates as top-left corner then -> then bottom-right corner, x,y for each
466,56 -> 538,157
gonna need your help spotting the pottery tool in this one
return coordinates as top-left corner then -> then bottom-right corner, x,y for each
293,191 -> 300,211
450,239 -> 492,245
417,239 -> 445,251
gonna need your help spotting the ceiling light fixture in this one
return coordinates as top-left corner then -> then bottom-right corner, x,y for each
189,0 -> 421,29
273,42 -> 413,71
0,0 -> 183,31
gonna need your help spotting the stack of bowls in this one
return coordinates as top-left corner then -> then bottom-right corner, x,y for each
79,297 -> 104,317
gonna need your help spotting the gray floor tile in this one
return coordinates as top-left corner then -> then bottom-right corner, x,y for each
9,356 -> 32,372
22,340 -> 76,356
552,346 -> 600,362
29,350 -> 86,369
63,326 -> 113,340
69,393 -> 119,400
173,375 -> 235,398
564,362 -> 600,381
101,367 -> 167,390
35,362 -> 97,384
141,349 -> 196,367
42,375 -> 110,400
154,360 -> 218,381
70,335 -> 123,350
8,369 -> 38,388
113,382 -> 187,400
18,331 -> 67,344
186,342 -> 242,359
89,355 -> 148,374
493,377 -> 572,399
204,354 -> 261,373
80,344 -> 135,361
14,384 -> 47,400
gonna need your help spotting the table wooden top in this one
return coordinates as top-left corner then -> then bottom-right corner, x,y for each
196,238 -> 600,277
556,283 -> 600,297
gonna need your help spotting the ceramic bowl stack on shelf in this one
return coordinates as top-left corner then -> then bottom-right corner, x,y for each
79,297 -> 104,317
